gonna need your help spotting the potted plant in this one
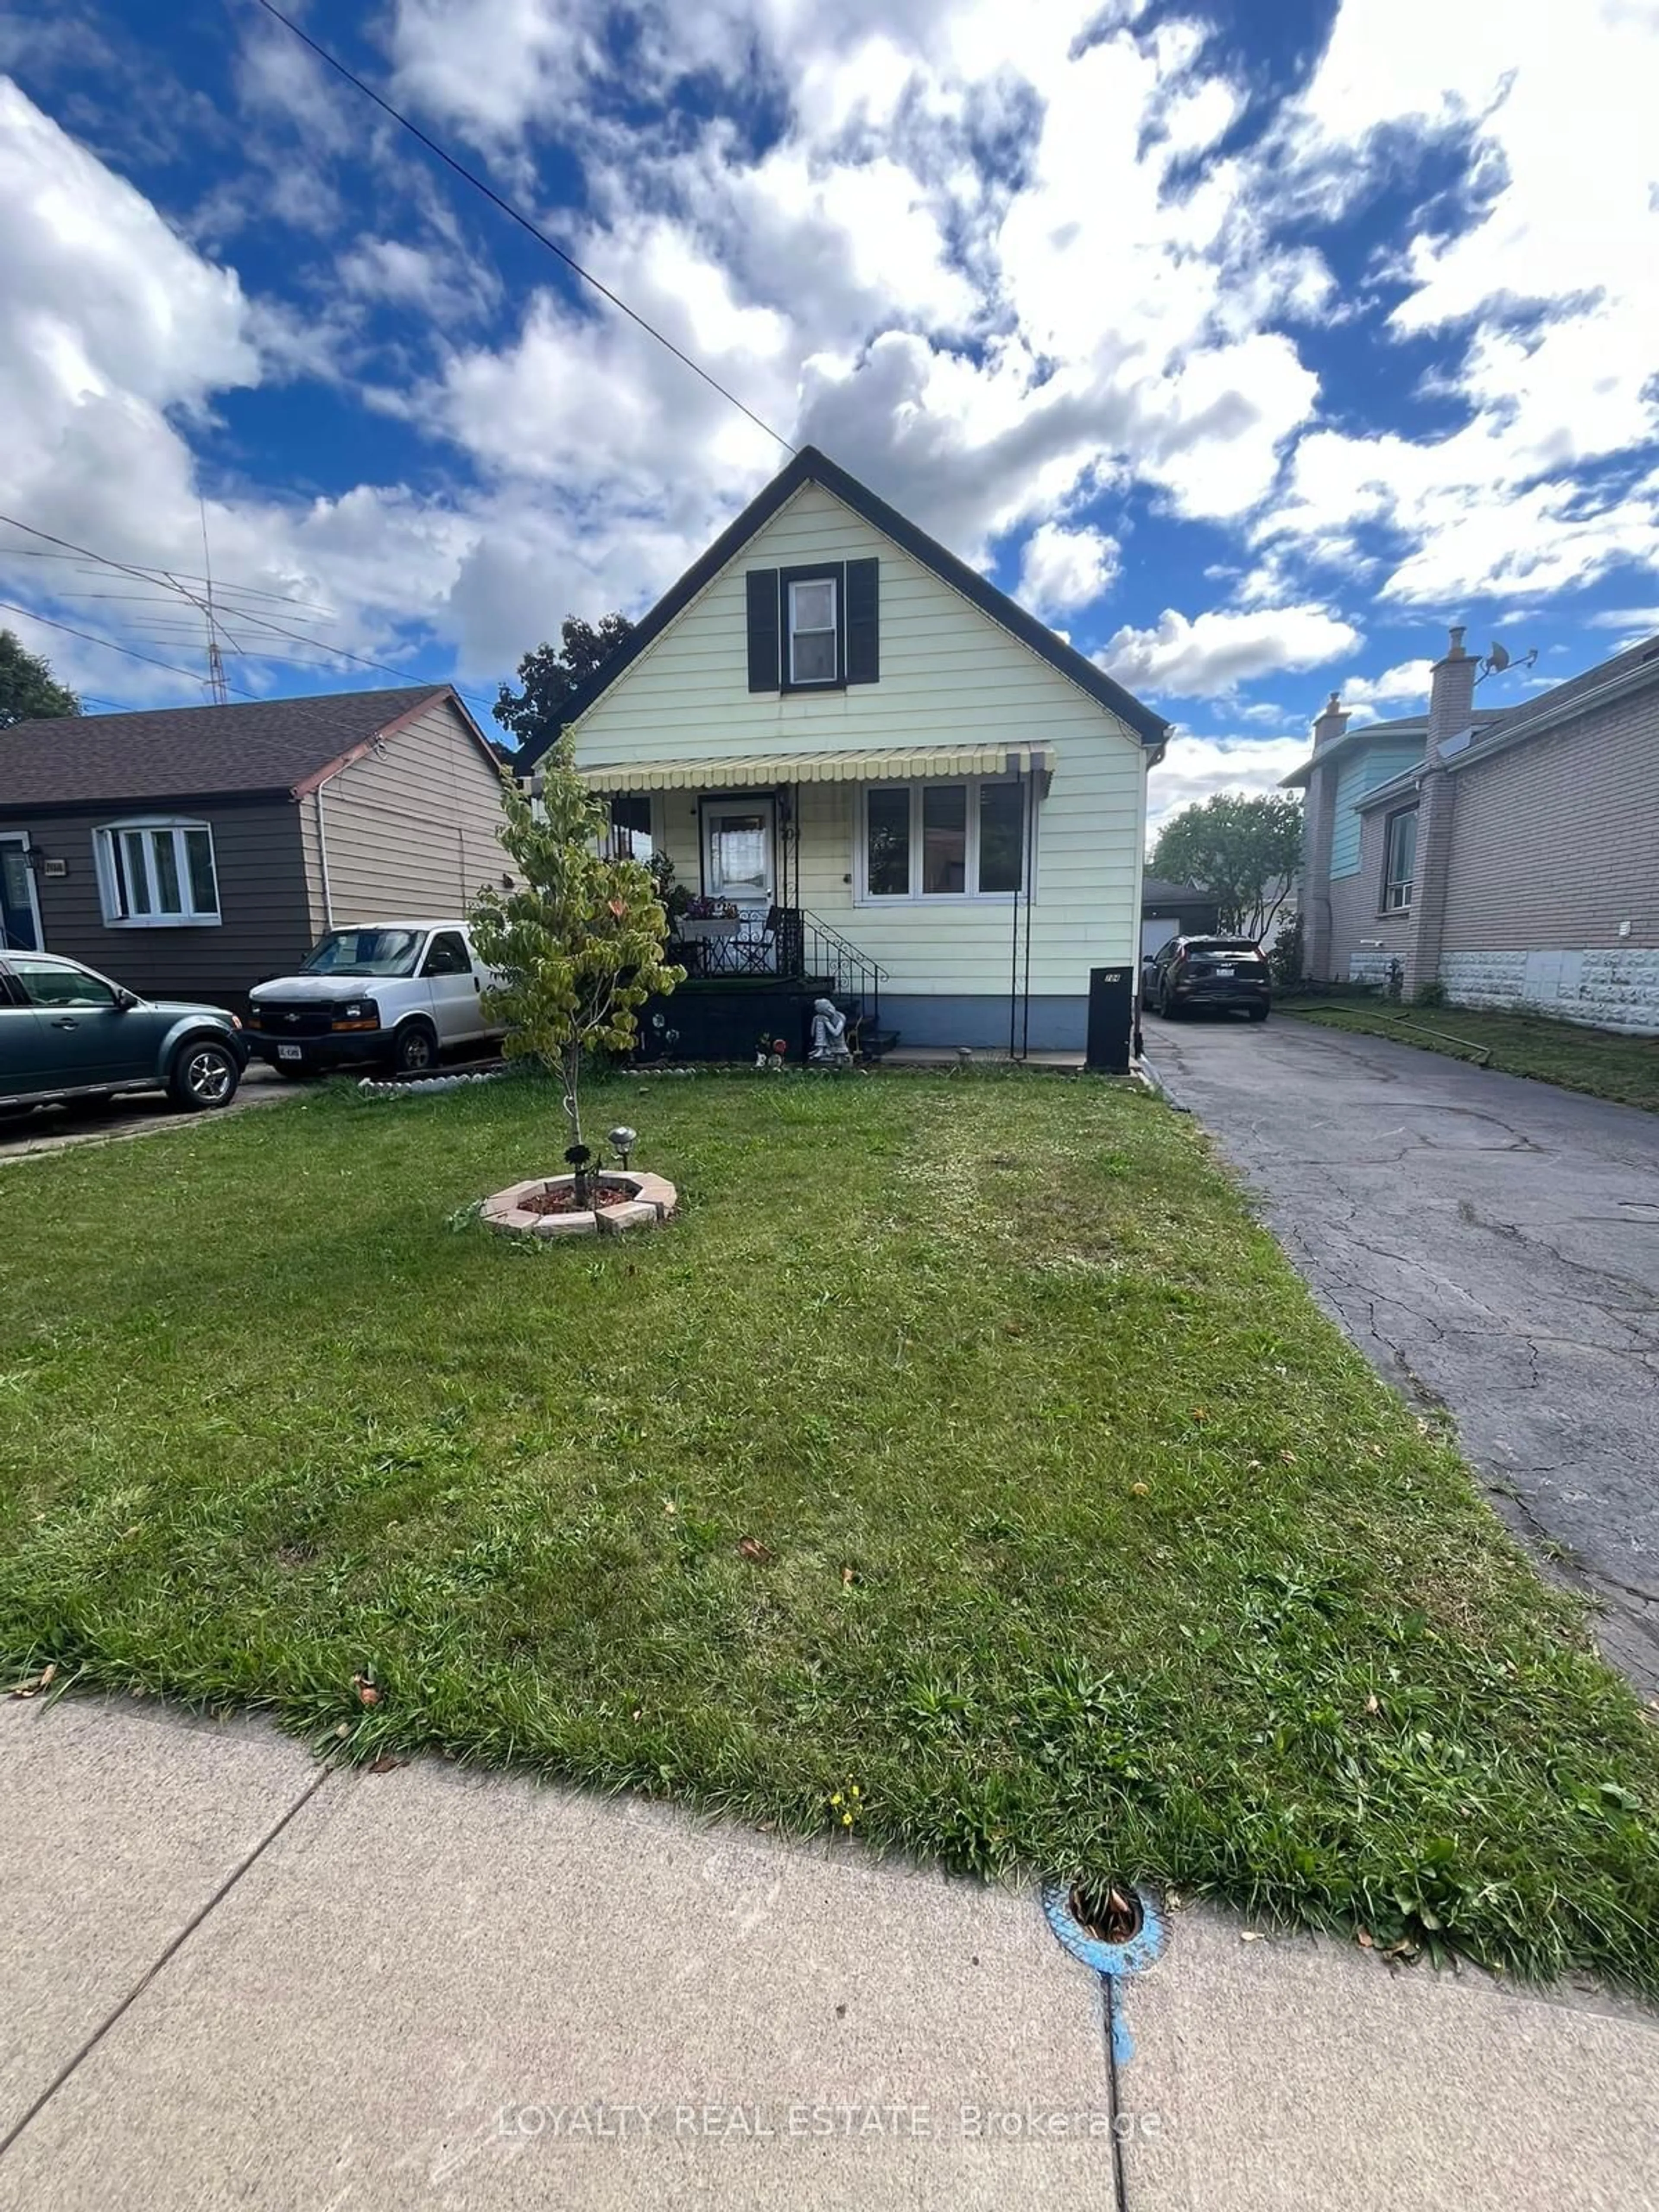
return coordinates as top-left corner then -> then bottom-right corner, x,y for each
676,895 -> 742,943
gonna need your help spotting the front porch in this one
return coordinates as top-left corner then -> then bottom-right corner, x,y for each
580,740 -> 1054,1062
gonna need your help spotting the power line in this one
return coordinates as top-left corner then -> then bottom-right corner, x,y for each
0,511 -> 498,713
253,0 -> 796,458
0,600 -> 256,695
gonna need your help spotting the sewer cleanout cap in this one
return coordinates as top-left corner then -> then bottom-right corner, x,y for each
1041,1878 -> 1166,1979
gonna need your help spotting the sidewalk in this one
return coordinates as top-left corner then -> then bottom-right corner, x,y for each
3,1696 -> 1655,2209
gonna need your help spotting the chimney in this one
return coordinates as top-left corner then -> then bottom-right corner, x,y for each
1312,690 -> 1348,750
1427,624 -> 1476,755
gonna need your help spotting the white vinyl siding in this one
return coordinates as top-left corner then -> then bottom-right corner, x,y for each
572,483 -> 1146,998
297,695 -> 509,929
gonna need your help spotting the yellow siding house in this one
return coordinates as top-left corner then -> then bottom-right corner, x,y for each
520,447 -> 1167,1056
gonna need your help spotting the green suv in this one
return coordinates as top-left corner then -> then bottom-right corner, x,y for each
0,953 -> 248,1114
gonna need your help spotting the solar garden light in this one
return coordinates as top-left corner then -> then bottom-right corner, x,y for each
608,1125 -> 638,1171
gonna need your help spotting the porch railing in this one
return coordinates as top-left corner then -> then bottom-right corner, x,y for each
671,905 -> 888,1029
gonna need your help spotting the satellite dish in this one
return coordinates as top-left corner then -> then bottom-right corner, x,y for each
1488,641 -> 1510,672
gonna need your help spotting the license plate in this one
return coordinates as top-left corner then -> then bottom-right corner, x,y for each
277,1044 -> 304,1062
1211,966 -> 1234,978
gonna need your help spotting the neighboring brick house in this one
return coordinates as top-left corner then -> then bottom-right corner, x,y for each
1286,626 -> 1659,1034
0,686 -> 508,1011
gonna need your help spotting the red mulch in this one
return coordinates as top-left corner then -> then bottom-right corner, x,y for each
521,1179 -> 634,1217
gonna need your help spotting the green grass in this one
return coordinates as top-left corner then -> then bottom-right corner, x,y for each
2,1072 -> 1656,1991
1281,996 -> 1659,1112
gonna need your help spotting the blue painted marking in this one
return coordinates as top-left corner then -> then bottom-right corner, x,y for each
1042,1881 -> 1166,2071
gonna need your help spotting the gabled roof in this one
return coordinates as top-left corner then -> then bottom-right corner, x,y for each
0,685 -> 488,811
519,444 -> 1170,765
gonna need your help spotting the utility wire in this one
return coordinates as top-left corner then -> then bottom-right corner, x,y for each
0,511 -> 497,713
0,601 -> 258,696
253,0 -> 797,458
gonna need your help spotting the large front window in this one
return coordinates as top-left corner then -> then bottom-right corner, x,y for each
1382,807 -> 1416,912
860,781 -> 1028,901
95,820 -> 219,925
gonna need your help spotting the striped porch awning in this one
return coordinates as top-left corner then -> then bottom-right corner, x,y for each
575,742 -> 1052,793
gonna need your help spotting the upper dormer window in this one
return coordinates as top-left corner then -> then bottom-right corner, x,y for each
788,577 -> 838,685
747,559 -> 879,692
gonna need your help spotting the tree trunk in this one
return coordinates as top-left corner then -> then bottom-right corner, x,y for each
560,1040 -> 591,1204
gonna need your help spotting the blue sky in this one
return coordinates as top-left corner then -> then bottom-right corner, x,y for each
1,0 -> 1656,828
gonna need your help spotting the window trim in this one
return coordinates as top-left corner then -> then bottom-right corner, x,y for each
855,778 -> 1033,905
1380,804 -> 1417,915
779,563 -> 845,691
92,817 -> 222,928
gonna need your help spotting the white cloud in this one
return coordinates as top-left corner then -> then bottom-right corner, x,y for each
1016,521 -> 1119,618
1146,731 -> 1310,839
1338,658 -> 1430,712
1585,606 -> 1659,631
1260,0 -> 1659,602
1098,604 -> 1360,697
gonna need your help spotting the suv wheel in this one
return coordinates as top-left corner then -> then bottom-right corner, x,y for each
169,1038 -> 241,1111
391,1021 -> 438,1076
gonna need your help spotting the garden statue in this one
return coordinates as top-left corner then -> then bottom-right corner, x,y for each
810,998 -> 853,1068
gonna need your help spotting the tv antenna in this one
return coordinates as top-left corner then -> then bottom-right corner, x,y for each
1476,639 -> 1538,686
197,498 -> 229,705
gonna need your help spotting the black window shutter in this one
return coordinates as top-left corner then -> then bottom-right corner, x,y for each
845,558 -> 879,685
746,569 -> 780,691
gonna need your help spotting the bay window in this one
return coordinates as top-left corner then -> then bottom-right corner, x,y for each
95,819 -> 220,925
859,780 -> 1030,901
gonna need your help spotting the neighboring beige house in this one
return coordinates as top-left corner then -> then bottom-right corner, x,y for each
521,445 -> 1169,1056
0,686 -> 507,1010
1287,626 -> 1659,1033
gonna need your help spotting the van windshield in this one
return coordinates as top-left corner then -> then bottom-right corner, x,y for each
302,928 -> 423,978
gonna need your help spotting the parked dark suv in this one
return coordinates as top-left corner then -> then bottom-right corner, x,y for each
1146,935 -> 1271,1021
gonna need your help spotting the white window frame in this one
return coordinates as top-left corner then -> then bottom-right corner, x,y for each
855,779 -> 1032,905
787,577 -> 839,687
93,817 -> 222,928
1381,806 -> 1416,914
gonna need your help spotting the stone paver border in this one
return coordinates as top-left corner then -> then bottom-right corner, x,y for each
480,1170 -> 677,1240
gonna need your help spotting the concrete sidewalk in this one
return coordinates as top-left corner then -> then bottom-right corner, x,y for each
2,1697 -> 1655,2209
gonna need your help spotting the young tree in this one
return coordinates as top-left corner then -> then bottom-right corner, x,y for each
493,615 -> 634,756
0,630 -> 80,729
469,741 -> 683,1194
1150,792 -> 1303,939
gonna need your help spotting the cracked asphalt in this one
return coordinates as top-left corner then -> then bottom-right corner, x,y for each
1143,1009 -> 1659,1696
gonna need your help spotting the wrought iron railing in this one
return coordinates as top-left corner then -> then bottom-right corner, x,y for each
671,906 -> 887,1029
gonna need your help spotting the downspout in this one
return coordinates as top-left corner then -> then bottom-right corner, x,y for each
1021,752 -> 1035,1059
1008,753 -> 1023,1058
315,781 -> 335,930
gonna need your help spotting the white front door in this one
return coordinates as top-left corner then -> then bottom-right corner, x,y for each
0,833 -> 44,952
702,797 -> 776,915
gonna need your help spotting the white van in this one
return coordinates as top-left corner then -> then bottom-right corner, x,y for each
247,920 -> 505,1078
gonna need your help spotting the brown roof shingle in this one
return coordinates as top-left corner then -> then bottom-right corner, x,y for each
0,686 -> 452,809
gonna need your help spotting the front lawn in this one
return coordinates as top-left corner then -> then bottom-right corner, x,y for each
2,1073 -> 1655,1991
1281,997 -> 1659,1112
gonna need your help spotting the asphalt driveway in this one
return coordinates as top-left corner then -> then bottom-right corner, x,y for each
1144,1009 -> 1659,1694
0,1062 -> 291,1162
